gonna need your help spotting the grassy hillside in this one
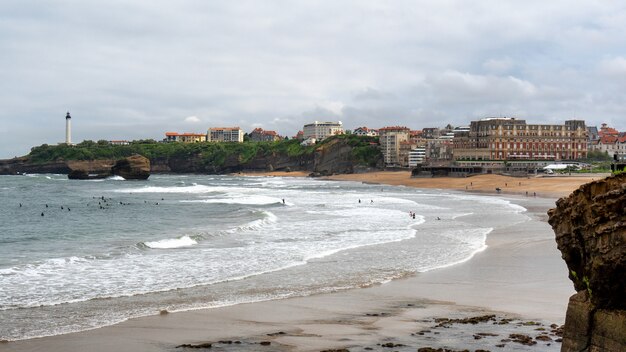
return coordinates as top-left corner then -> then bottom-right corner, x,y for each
27,135 -> 381,168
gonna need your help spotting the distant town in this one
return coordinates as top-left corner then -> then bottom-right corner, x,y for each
64,112 -> 626,174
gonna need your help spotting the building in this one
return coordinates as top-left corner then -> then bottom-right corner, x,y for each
302,121 -> 344,140
453,118 -> 588,161
378,126 -> 410,166
408,147 -> 427,167
249,128 -> 281,142
426,138 -> 454,161
594,133 -> 626,160
208,127 -> 244,143
587,126 -> 599,150
421,127 -> 440,139
165,132 -> 207,143
398,141 -> 416,167
353,126 -> 378,137
109,140 -> 130,146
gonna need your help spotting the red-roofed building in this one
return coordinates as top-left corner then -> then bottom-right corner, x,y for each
249,128 -> 282,142
599,123 -> 619,137
164,132 -> 207,143
593,126 -> 626,160
353,126 -> 378,137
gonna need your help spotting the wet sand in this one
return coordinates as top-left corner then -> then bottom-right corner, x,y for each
324,171 -> 605,199
3,173 -> 597,352
241,170 -> 606,198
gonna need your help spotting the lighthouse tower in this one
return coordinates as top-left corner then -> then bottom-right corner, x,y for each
65,112 -> 72,145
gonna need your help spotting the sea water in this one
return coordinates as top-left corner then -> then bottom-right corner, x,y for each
0,174 -> 528,341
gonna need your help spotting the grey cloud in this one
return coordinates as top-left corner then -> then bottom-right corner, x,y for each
2,1 -> 626,158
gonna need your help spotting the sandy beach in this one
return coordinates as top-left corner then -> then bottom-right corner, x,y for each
4,172 -> 605,352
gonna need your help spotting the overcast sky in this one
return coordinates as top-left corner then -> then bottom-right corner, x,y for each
2,1 -> 626,158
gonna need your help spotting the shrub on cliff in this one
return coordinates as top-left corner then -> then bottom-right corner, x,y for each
27,135 -> 381,169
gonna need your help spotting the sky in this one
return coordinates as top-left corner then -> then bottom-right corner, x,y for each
2,1 -> 626,158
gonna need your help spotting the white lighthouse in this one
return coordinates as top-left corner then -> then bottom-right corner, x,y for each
65,112 -> 72,144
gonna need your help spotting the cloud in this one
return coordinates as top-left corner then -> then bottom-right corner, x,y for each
425,70 -> 537,104
598,57 -> 626,76
184,116 -> 201,123
2,1 -> 626,158
482,58 -> 515,74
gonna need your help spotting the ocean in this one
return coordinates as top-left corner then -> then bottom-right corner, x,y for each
0,174 -> 529,341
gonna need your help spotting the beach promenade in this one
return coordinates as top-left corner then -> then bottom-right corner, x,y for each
5,172 -> 605,352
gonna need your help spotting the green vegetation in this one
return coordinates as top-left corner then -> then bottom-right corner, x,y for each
585,149 -> 612,162
341,134 -> 381,167
27,135 -> 381,168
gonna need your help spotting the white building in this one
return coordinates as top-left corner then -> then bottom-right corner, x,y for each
353,126 -> 378,137
408,147 -> 426,167
207,127 -> 244,142
303,121 -> 344,140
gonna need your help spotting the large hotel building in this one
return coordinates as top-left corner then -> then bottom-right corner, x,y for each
207,127 -> 244,143
453,118 -> 588,161
302,121 -> 344,140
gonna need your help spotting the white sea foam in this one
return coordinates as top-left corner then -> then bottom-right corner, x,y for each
114,184 -> 229,194
230,211 -> 278,232
106,175 -> 125,181
143,235 -> 198,249
184,195 -> 284,205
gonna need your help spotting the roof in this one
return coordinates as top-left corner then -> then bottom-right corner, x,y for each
379,126 -> 410,132
599,133 -> 626,144
165,132 -> 206,137
209,127 -> 241,131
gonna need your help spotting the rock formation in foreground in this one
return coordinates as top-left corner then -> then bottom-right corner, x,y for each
548,173 -> 626,352
111,154 -> 150,180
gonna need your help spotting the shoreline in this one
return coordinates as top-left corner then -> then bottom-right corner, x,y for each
4,173 -> 588,351
239,170 -> 606,199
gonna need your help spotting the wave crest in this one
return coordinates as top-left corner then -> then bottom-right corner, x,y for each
142,236 -> 198,249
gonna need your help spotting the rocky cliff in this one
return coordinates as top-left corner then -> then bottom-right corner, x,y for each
0,157 -> 70,175
0,138 -> 381,176
548,173 -> 626,352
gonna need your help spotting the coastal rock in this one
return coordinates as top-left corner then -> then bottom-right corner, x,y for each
112,154 -> 150,180
0,157 -> 70,175
67,160 -> 114,179
548,173 -> 626,352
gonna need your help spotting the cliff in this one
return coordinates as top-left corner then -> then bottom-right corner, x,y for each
0,137 -> 382,176
548,173 -> 626,352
